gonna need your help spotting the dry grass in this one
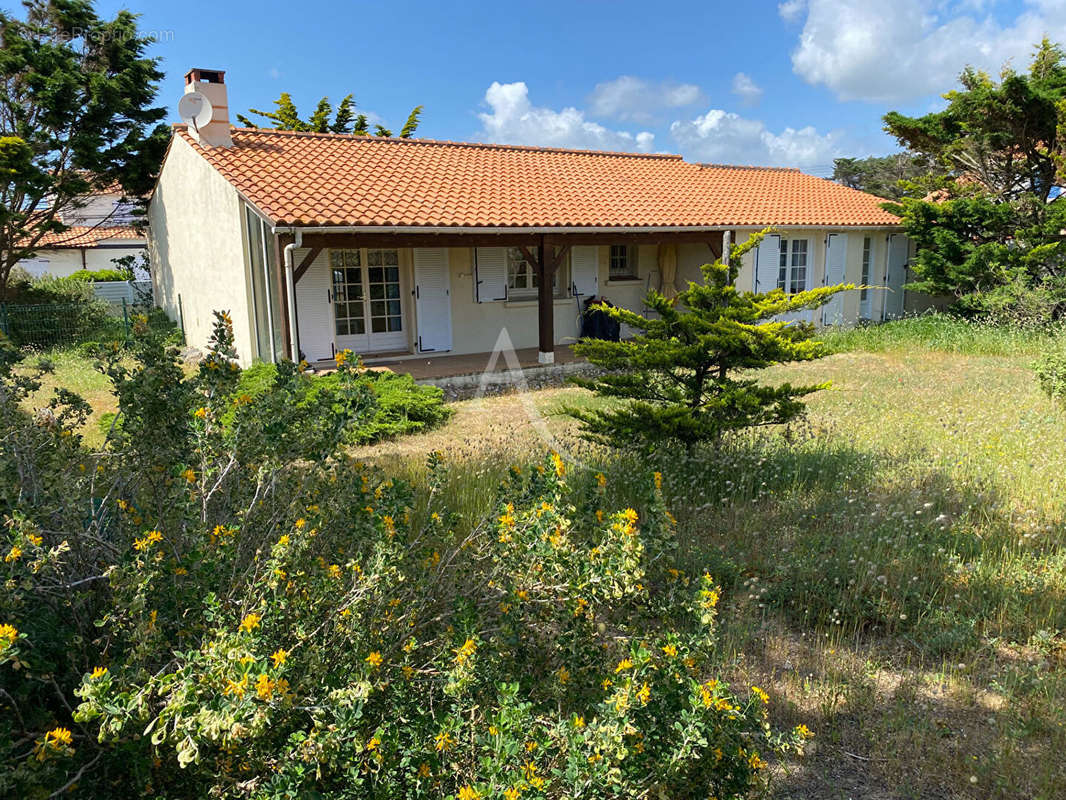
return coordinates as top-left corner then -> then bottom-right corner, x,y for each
355,324 -> 1066,800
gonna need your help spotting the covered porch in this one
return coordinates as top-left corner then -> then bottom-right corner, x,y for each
273,229 -> 729,368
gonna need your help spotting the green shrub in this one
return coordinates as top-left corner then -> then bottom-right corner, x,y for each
1,275 -> 111,348
66,268 -> 134,283
231,360 -> 451,444
0,314 -> 808,798
1035,341 -> 1066,403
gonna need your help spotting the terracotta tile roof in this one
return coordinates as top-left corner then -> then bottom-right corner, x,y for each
33,225 -> 144,248
175,125 -> 901,229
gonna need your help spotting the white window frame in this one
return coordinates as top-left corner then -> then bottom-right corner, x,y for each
777,238 -> 810,294
608,244 -> 639,281
505,247 -> 569,299
859,236 -> 872,303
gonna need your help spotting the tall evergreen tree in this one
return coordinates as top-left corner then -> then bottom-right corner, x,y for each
0,0 -> 168,298
882,38 -> 1066,315
567,233 -> 851,451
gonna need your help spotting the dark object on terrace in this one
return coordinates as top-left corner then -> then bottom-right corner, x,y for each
580,297 -> 621,341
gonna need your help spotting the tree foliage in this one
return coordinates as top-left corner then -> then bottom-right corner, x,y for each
882,38 -> 1066,318
238,91 -> 424,138
0,0 -> 168,298
831,153 -> 942,200
568,233 -> 851,451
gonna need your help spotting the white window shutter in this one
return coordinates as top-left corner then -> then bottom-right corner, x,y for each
475,247 -> 507,302
754,235 -> 780,293
570,245 -> 598,297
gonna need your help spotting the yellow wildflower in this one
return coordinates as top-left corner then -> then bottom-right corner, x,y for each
751,686 -> 769,704
277,534 -> 290,547
748,752 -> 766,770
551,451 -> 566,477
653,471 -> 662,490
458,785 -> 479,800
232,393 -> 252,407
255,673 -> 274,700
239,613 -> 261,633
637,682 -> 651,705
224,675 -> 249,699
365,651 -> 383,669
0,624 -> 18,648
454,638 -> 477,665
194,406 -> 208,419
434,731 -> 455,752
90,666 -> 108,679
4,545 -> 21,562
573,715 -> 585,728
271,649 -> 288,667
294,518 -> 307,529
182,468 -> 196,483
615,658 -> 633,673
335,349 -> 351,367
45,727 -> 73,747
596,472 -> 607,488
417,762 -> 432,778
557,666 -> 570,685
367,736 -> 380,751
662,644 -> 678,658
796,724 -> 814,739
328,564 -> 342,579
504,788 -> 521,800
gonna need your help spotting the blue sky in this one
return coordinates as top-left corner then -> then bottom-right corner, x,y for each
92,0 -> 1065,174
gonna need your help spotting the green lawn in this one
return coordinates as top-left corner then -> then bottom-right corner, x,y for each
360,317 -> 1066,800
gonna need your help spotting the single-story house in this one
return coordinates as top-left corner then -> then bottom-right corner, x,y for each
149,68 -> 923,368
17,186 -> 147,278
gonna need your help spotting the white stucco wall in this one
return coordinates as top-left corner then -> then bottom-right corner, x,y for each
148,136 -> 255,363
16,243 -> 146,278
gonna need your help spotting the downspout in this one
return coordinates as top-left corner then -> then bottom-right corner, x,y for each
283,230 -> 301,362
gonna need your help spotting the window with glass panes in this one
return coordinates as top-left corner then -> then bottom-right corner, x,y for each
507,247 -> 537,292
366,248 -> 403,333
860,237 -> 872,301
777,239 -> 809,294
330,250 -> 365,336
506,247 -> 566,296
609,245 -> 638,279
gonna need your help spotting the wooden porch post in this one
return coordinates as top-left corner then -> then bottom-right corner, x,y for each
531,236 -> 569,364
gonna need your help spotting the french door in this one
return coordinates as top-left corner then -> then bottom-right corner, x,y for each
330,248 -> 406,354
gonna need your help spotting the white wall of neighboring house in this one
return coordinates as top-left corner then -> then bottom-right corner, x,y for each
17,242 -> 147,279
148,135 -> 256,363
64,192 -> 139,227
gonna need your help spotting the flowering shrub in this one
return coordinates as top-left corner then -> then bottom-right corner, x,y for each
0,314 -> 808,798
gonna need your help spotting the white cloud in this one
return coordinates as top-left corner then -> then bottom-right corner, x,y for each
268,67 -> 281,80
669,108 -> 844,167
731,72 -> 764,106
778,0 -> 807,22
477,81 -> 655,152
788,0 -> 1066,102
588,76 -> 704,122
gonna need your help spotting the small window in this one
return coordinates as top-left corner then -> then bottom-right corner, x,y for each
506,247 -> 567,297
506,247 -> 538,293
609,245 -> 638,280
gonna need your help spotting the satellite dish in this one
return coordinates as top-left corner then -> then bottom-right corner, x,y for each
178,91 -> 214,131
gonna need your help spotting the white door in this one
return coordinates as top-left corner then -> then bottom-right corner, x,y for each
570,246 -> 598,298
775,237 -> 814,324
330,248 -> 407,354
294,250 -> 334,363
413,248 -> 452,353
859,236 -> 874,320
821,233 -> 848,326
883,235 -> 909,320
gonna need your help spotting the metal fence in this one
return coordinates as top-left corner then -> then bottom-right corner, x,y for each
0,298 -> 172,349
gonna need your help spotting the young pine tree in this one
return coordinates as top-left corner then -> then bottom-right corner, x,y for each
568,232 -> 853,451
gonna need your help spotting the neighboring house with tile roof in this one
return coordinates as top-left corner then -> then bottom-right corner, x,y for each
149,68 -> 920,367
16,188 -> 147,279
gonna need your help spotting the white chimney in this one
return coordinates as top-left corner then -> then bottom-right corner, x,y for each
183,68 -> 232,148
